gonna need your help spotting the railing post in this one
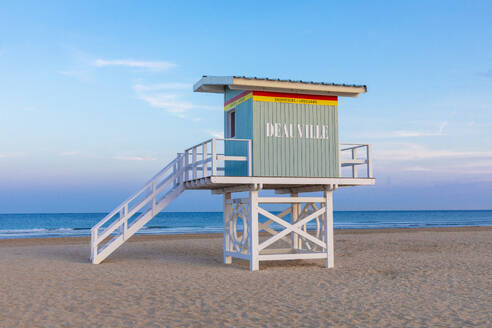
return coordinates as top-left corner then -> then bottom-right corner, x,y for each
352,147 -> 358,178
192,147 -> 197,179
118,209 -> 124,235
366,144 -> 373,178
173,158 -> 177,187
248,139 -> 252,177
212,139 -> 217,176
184,150 -> 189,181
91,228 -> 98,262
203,142 -> 208,177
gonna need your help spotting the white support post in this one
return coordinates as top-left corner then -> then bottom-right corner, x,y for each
212,139 -> 217,176
324,189 -> 334,268
366,144 -> 373,178
291,193 -> 299,250
223,192 -> 232,264
203,142 -> 208,177
248,189 -> 259,271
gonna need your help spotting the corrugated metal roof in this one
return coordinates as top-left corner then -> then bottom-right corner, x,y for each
194,75 -> 367,97
206,75 -> 367,90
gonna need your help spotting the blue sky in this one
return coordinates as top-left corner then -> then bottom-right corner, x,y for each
1,1 -> 491,212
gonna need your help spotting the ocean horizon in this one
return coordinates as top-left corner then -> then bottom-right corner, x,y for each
1,210 -> 491,239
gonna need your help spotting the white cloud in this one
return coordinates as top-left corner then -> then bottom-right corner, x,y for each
133,83 -> 191,92
402,166 -> 432,172
206,130 -> 224,138
93,59 -> 176,71
376,143 -> 492,162
60,151 -> 80,157
133,83 -> 219,119
0,152 -> 25,159
112,155 -> 156,161
390,121 -> 448,138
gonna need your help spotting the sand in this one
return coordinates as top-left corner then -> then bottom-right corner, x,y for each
0,227 -> 491,327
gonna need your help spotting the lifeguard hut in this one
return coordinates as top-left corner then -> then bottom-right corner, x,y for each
90,76 -> 375,271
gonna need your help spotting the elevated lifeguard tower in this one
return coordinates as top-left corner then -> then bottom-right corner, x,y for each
90,76 -> 374,271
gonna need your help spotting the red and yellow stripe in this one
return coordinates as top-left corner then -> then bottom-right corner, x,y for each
224,91 -> 338,111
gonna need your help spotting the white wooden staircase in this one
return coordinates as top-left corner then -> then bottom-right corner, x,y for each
90,153 -> 186,264
90,138 -> 252,264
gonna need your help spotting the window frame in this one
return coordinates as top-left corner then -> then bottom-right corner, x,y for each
226,109 -> 236,138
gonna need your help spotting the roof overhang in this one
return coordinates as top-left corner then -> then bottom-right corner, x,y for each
193,76 -> 367,97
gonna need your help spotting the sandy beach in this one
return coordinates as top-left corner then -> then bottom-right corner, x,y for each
1,227 -> 491,327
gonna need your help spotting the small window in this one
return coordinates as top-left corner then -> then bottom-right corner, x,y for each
227,109 -> 236,138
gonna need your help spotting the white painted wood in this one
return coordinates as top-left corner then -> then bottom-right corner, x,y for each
248,190 -> 259,271
258,253 -> 327,261
91,137 -> 374,268
258,197 -> 326,203
212,139 -> 217,176
291,194 -> 299,250
352,148 -> 358,178
208,176 -> 375,187
90,154 -> 185,264
367,144 -> 373,178
258,207 -> 326,250
223,193 -> 232,264
202,143 -> 208,177
324,190 -> 334,268
192,147 -> 197,179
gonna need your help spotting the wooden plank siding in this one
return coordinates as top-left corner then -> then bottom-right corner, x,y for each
224,87 -> 339,178
224,88 -> 252,176
252,101 -> 339,177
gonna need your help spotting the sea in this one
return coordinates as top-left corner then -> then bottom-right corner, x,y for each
0,210 -> 491,239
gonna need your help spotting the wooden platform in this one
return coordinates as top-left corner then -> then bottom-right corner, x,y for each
184,176 -> 375,193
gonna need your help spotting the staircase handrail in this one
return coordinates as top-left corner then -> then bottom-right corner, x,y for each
91,153 -> 184,231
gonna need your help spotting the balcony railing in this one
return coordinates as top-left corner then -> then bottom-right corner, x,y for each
182,138 -> 252,181
339,143 -> 373,178
182,139 -> 372,180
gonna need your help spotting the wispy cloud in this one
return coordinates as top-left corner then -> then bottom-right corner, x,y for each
392,121 -> 448,137
112,155 -> 157,161
133,83 -> 191,92
206,130 -> 224,138
59,151 -> 80,157
93,59 -> 176,71
133,83 -> 219,119
376,143 -> 492,162
402,166 -> 432,172
0,152 -> 25,159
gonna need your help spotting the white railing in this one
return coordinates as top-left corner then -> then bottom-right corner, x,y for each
339,143 -> 373,178
183,138 -> 252,181
90,138 -> 252,263
91,153 -> 186,263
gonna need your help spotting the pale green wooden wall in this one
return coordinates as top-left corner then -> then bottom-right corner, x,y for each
223,89 -> 339,177
252,101 -> 339,177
